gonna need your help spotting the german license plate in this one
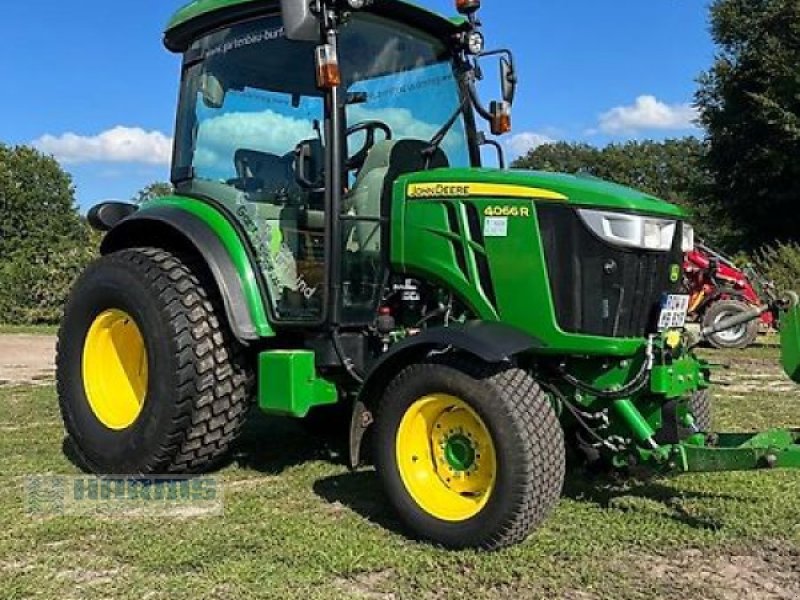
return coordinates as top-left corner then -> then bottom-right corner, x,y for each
657,294 -> 690,330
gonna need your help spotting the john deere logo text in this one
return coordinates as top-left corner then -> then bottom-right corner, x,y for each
407,183 -> 471,198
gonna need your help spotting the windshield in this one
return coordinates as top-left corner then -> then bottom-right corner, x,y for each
340,14 -> 472,168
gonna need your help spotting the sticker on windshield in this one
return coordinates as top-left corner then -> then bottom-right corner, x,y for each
484,217 -> 508,238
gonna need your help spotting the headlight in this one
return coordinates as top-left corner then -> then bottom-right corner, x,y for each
681,224 -> 695,253
578,209 -> 677,252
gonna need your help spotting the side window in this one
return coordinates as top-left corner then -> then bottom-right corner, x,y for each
177,17 -> 328,322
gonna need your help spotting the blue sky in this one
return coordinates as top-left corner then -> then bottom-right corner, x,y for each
0,0 -> 714,211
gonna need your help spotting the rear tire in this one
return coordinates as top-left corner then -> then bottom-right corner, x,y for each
703,299 -> 759,349
374,358 -> 565,550
56,247 -> 253,474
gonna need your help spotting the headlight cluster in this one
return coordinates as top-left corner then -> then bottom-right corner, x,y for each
578,209 -> 685,252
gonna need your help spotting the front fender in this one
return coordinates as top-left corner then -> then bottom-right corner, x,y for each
101,199 -> 274,342
358,321 -> 544,406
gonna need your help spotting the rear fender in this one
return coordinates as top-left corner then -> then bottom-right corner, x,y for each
101,202 -> 274,343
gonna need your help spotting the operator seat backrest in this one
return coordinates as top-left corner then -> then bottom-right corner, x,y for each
234,149 -> 295,198
347,140 -> 449,254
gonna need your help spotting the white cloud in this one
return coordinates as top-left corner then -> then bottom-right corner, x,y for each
33,126 -> 173,165
597,95 -> 699,135
194,110 -> 317,174
504,132 -> 555,158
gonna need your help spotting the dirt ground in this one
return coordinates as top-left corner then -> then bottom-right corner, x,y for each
0,335 -> 56,387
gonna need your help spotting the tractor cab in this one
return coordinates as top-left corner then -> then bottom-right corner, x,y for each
165,0 -> 512,326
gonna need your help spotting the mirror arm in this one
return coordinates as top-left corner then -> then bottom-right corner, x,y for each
477,132 -> 506,170
467,79 -> 493,121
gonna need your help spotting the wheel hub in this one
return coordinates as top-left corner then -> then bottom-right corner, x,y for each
396,394 -> 497,521
82,309 -> 148,430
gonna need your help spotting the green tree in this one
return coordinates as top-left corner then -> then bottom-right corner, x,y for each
697,0 -> 800,250
133,181 -> 173,204
0,144 -> 84,260
513,138 -> 731,246
0,144 -> 97,324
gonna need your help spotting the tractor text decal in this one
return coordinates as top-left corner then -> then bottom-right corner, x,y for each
407,183 -> 568,202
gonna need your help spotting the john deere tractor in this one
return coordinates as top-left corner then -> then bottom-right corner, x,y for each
57,0 -> 800,550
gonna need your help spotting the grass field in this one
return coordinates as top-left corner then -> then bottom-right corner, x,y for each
0,325 -> 58,336
2,343 -> 799,599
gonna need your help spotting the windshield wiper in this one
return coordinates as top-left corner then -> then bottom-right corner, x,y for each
421,96 -> 468,168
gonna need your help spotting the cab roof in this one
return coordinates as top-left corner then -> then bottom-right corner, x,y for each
165,0 -> 467,52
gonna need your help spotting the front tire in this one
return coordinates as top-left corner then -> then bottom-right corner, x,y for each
703,299 -> 759,350
56,248 -> 253,474
374,359 -> 565,550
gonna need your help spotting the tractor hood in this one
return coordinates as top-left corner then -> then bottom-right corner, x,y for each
400,168 -> 688,219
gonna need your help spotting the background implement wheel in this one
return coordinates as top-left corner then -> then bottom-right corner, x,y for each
57,247 -> 253,474
703,299 -> 759,349
374,359 -> 565,550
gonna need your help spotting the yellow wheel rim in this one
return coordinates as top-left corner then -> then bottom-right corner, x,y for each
82,309 -> 148,430
396,394 -> 497,522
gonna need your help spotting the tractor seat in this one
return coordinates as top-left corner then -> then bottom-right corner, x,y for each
345,140 -> 449,253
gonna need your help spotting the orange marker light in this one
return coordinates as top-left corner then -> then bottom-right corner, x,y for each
456,0 -> 481,14
315,44 -> 341,89
490,101 -> 512,136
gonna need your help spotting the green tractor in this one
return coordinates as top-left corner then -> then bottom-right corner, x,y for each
57,0 -> 800,550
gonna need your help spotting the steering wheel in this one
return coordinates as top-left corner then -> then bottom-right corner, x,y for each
346,120 -> 393,171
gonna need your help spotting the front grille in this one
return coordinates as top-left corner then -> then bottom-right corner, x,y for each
538,204 -> 682,338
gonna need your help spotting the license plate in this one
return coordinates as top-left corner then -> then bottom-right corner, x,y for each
657,294 -> 690,330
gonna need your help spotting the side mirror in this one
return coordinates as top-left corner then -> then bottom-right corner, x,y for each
200,73 -> 226,109
281,0 -> 319,42
500,56 -> 517,105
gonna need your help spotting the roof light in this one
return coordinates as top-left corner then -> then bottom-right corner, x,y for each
456,0 -> 481,15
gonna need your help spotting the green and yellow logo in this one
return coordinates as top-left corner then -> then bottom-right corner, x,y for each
670,264 -> 682,283
406,182 -> 568,202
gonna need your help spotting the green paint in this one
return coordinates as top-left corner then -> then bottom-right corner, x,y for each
650,356 -> 703,398
613,398 -> 656,444
392,177 -> 670,356
138,196 -> 274,338
680,430 -> 800,472
444,435 -> 475,472
258,350 -> 338,418
399,168 -> 689,218
167,0 -> 256,31
780,294 -> 800,383
166,0 -> 463,35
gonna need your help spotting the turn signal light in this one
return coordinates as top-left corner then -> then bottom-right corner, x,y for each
490,101 -> 512,135
456,0 -> 481,15
315,44 -> 341,89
